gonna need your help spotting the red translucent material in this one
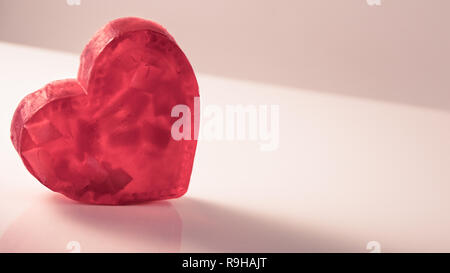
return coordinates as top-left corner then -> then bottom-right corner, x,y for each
10,17 -> 199,205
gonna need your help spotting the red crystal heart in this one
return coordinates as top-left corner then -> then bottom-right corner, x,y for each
10,17 -> 199,205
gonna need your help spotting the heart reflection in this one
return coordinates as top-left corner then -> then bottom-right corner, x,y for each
0,195 -> 181,252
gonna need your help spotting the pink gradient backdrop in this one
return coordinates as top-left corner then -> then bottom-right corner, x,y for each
1,0 -> 449,110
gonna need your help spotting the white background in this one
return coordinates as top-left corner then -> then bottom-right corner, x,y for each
0,41 -> 450,252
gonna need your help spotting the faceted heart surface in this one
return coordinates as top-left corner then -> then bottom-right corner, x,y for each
10,17 -> 199,205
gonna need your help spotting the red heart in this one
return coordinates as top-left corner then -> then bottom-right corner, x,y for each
10,17 -> 199,205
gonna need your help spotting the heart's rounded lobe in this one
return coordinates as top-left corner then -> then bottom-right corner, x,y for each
11,17 -> 199,205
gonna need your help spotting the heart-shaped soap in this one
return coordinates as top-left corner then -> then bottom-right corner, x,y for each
10,17 -> 199,205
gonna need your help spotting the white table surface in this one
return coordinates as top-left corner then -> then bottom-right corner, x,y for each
0,41 -> 450,252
